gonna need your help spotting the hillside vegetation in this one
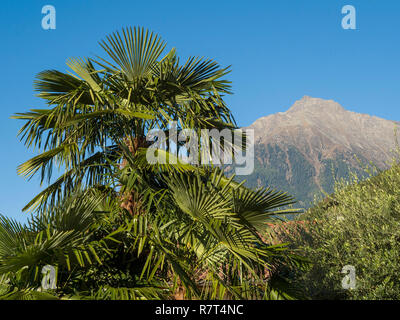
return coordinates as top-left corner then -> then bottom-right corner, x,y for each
240,144 -> 368,208
274,159 -> 400,299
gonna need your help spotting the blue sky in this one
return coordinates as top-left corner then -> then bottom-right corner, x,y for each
1,0 -> 400,221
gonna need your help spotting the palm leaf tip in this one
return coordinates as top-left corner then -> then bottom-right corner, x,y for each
98,26 -> 167,80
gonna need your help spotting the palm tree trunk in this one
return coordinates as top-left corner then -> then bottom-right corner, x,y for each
120,135 -> 150,215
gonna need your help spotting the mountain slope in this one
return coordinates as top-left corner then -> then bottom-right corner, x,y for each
241,96 -> 399,207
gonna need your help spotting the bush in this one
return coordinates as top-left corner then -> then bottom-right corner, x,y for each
275,160 -> 400,299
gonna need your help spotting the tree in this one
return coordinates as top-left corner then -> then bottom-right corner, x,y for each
0,169 -> 305,300
12,26 -> 235,213
5,27 -> 306,300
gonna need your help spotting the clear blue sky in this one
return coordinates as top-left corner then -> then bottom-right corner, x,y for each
1,0 -> 400,221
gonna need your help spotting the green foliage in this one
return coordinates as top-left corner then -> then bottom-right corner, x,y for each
7,26 -> 307,300
275,159 -> 400,299
0,168 -> 306,300
11,26 -> 236,213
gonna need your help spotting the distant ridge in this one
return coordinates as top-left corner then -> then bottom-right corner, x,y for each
240,96 -> 399,207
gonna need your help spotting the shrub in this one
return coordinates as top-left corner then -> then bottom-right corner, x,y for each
275,160 -> 400,299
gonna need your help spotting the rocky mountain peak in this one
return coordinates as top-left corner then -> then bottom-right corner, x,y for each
242,97 -> 399,207
286,96 -> 346,114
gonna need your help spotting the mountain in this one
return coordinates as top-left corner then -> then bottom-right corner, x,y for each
239,96 -> 399,207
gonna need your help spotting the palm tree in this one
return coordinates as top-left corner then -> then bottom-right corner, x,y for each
6,27 -> 307,299
12,26 -> 236,213
0,169 -> 305,300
